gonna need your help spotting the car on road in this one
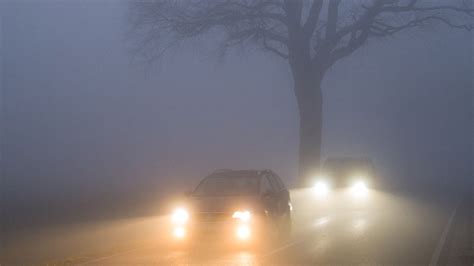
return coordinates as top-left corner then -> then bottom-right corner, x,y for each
313,157 -> 375,197
170,169 -> 292,244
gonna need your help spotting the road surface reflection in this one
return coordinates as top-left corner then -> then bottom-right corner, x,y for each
2,187 -> 455,265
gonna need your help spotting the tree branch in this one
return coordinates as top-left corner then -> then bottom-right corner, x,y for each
130,0 -> 473,69
283,0 -> 303,30
371,14 -> 473,36
379,1 -> 474,16
328,29 -> 369,65
333,0 -> 385,42
323,0 -> 473,66
313,0 -> 384,66
129,0 -> 290,63
263,36 -> 289,59
325,0 -> 341,40
303,0 -> 324,37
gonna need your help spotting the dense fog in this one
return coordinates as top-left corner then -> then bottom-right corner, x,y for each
1,1 -> 471,229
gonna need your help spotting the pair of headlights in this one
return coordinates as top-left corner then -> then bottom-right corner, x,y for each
313,180 -> 368,197
170,208 -> 252,240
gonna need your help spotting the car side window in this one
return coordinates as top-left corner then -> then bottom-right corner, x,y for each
266,174 -> 281,192
274,174 -> 285,190
260,176 -> 274,194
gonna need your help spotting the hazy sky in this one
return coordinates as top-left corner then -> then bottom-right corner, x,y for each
1,1 -> 472,214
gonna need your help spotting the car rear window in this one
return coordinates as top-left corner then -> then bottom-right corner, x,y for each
323,159 -> 370,173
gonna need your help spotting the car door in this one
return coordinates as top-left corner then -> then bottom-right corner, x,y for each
266,173 -> 287,217
273,174 -> 290,214
260,175 -> 278,217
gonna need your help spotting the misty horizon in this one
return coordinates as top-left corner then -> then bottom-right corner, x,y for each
1,0 -> 472,225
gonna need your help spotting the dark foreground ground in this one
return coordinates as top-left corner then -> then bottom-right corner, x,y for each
1,183 -> 472,265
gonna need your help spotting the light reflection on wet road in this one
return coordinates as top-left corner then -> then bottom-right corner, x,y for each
78,188 -> 455,265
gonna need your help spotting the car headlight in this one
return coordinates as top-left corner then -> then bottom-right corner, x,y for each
232,210 -> 251,222
236,225 -> 251,240
313,181 -> 329,196
173,226 -> 186,238
351,181 -> 368,197
171,208 -> 189,224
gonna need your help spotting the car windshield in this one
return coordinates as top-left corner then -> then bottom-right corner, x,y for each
323,159 -> 370,174
192,176 -> 260,196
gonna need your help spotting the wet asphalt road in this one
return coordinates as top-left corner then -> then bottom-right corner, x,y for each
71,188 -> 457,265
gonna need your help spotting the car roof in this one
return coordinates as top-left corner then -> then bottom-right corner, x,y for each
209,169 -> 266,178
324,157 -> 372,164
324,156 -> 371,162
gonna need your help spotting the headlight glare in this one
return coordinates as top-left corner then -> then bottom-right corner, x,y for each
172,208 -> 189,224
313,181 -> 329,196
232,210 -> 251,222
351,181 -> 368,197
173,226 -> 186,238
236,225 -> 251,240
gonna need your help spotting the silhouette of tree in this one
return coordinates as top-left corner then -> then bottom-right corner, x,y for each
129,0 -> 473,185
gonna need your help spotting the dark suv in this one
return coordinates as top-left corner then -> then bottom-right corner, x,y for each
170,169 -> 292,244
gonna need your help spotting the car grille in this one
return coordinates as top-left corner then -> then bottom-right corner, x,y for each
194,212 -> 231,223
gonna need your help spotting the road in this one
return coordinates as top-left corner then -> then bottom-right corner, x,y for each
1,187 -> 466,265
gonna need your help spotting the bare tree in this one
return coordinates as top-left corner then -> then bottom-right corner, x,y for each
129,0 -> 473,185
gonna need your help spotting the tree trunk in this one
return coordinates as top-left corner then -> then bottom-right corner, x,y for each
294,74 -> 324,187
287,33 -> 325,186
